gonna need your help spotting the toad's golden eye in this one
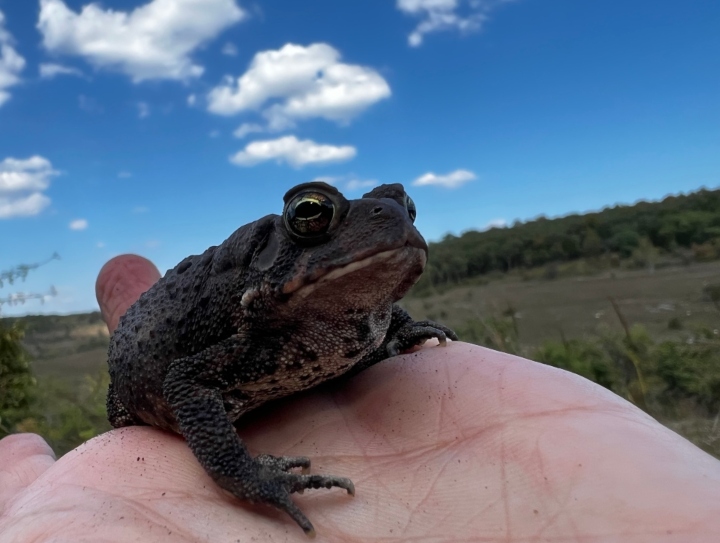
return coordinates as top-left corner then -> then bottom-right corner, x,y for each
405,194 -> 417,223
284,192 -> 335,238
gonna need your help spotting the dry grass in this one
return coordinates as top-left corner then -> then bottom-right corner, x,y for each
403,260 -> 720,347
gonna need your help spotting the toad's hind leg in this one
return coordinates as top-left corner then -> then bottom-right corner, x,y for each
163,353 -> 355,536
107,380 -> 144,428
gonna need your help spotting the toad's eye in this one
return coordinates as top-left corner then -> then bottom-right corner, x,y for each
284,192 -> 335,238
405,194 -> 417,223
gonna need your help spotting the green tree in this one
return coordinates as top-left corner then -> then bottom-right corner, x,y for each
608,229 -> 640,258
0,257 -> 58,437
581,229 -> 605,257
0,321 -> 36,436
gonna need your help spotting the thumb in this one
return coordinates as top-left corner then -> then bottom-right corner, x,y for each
95,254 -> 161,333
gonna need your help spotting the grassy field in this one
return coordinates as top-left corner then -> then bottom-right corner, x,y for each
402,260 -> 720,348
7,312 -> 110,385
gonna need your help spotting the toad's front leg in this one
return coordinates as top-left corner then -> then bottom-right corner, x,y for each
348,304 -> 458,375
162,339 -> 354,537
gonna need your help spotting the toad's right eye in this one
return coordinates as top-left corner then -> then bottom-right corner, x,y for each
284,192 -> 335,239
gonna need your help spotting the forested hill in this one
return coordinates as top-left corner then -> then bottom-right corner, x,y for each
414,187 -> 720,294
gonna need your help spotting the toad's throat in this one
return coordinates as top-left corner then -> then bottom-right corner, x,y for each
285,246 -> 427,298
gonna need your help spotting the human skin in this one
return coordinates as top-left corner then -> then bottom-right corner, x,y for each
1,255 -> 720,542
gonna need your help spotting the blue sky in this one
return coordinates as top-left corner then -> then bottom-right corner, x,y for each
1,0 -> 719,316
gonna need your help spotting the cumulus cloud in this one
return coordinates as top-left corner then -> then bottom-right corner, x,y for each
0,11 -> 26,107
484,218 -> 507,229
318,175 -> 377,192
0,193 -> 51,219
39,62 -> 83,79
37,0 -> 245,82
233,122 -> 264,138
412,169 -> 476,188
69,218 -> 88,230
230,136 -> 356,168
397,0 -> 513,46
207,43 -> 390,131
0,156 -> 57,219
346,178 -> 378,191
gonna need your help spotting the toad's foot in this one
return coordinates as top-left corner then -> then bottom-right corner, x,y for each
387,320 -> 459,356
231,457 -> 355,537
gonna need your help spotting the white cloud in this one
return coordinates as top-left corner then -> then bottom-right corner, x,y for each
0,11 -> 26,107
412,169 -> 476,188
233,122 -> 264,138
0,193 -> 51,219
317,174 -> 377,192
0,156 -> 55,193
39,62 -> 83,79
69,218 -> 88,230
222,42 -> 238,56
397,0 -> 512,47
0,156 -> 57,219
209,129 -> 221,138
230,136 -> 356,168
187,93 -> 197,106
37,0 -> 246,82
96,241 -> 105,248
132,206 -> 149,214
346,178 -> 378,191
118,171 -> 132,178
207,43 -> 390,131
137,101 -> 150,118
484,218 -> 507,230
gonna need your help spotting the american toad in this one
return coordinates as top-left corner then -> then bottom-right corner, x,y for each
107,181 -> 457,535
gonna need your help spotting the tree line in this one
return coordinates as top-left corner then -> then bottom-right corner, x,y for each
414,187 -> 720,293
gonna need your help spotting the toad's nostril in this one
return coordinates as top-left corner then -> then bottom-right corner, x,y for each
372,206 -> 383,215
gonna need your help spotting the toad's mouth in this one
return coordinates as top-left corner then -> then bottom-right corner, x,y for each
283,245 -> 427,300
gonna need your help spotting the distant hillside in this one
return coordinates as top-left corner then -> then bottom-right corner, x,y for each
413,187 -> 720,294
0,312 -> 108,361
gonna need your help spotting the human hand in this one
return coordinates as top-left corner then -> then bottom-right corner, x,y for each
2,255 -> 720,542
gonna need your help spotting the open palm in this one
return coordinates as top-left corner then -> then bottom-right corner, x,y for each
2,254 -> 720,542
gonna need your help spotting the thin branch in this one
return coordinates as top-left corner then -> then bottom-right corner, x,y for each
0,253 -> 60,289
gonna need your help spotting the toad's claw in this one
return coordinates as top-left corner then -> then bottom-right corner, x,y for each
386,320 -> 458,356
412,320 -> 459,343
257,461 -> 355,535
283,473 -> 355,496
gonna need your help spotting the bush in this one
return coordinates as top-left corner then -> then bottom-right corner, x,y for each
16,372 -> 111,456
654,331 -> 720,413
534,338 -> 620,391
0,322 -> 37,436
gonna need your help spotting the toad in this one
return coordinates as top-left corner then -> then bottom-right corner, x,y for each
107,181 -> 457,535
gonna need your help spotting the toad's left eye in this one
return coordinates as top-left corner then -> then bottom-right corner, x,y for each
284,192 -> 335,238
405,194 -> 417,223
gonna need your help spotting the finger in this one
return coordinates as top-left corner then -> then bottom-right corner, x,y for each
95,254 -> 161,333
0,434 -> 56,512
